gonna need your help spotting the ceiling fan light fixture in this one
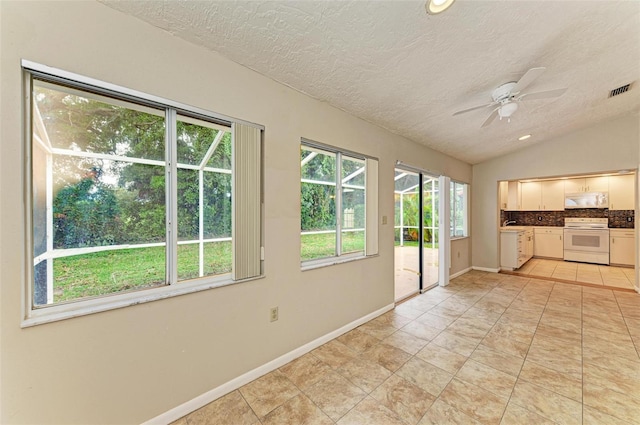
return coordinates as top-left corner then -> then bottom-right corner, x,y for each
426,0 -> 456,15
498,102 -> 518,118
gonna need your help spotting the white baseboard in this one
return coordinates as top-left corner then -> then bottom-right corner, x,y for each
472,266 -> 500,273
450,267 -> 472,279
143,302 -> 395,425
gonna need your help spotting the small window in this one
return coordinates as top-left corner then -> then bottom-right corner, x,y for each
26,63 -> 262,323
450,181 -> 469,238
300,141 -> 377,266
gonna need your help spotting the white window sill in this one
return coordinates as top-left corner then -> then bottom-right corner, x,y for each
301,253 -> 377,271
22,274 -> 264,328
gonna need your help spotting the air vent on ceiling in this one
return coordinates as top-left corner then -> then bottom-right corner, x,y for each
609,83 -> 632,98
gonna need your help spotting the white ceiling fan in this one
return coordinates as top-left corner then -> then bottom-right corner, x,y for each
453,67 -> 568,128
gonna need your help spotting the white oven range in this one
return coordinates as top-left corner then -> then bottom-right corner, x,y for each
563,218 -> 610,265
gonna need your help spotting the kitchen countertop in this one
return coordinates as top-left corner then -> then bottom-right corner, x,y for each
499,226 -> 529,232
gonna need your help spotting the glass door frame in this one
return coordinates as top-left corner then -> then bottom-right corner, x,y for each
421,174 -> 439,292
395,166 -> 449,300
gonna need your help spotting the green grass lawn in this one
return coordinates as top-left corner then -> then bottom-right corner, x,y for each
301,231 -> 364,261
52,232 -> 365,303
53,242 -> 232,303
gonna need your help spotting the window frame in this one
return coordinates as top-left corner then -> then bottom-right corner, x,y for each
300,139 -> 376,269
22,60 -> 264,327
450,180 -> 469,239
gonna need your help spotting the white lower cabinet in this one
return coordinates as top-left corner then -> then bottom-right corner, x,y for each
501,228 -> 533,270
534,227 -> 564,259
610,229 -> 635,266
525,228 -> 534,261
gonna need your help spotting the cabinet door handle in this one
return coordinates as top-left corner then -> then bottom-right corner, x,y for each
612,238 -> 615,243
559,235 -> 562,240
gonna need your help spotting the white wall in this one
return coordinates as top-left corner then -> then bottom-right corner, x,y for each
472,113 -> 640,269
451,238 -> 471,276
0,2 -> 471,423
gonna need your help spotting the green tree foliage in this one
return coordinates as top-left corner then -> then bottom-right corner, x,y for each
35,82 -> 232,249
301,149 -> 336,231
53,173 -> 123,248
176,125 -> 232,240
301,182 -> 336,231
393,189 -> 438,243
300,148 -> 367,232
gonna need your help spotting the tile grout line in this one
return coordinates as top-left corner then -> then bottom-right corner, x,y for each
497,277 -> 553,424
581,279 -> 585,425
612,292 -> 640,362
180,272 -> 636,425
469,276 -> 530,424
376,285 -> 469,425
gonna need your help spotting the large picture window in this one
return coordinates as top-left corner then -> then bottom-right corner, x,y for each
450,181 -> 469,238
300,141 -> 377,266
26,63 -> 262,321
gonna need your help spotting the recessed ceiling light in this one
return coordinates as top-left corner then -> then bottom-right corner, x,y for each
518,134 -> 532,141
426,0 -> 456,15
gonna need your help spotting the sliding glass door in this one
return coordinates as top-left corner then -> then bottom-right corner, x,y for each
394,170 -> 420,300
394,168 -> 440,301
422,175 -> 439,291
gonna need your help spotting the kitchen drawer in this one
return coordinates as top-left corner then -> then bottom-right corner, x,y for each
610,229 -> 634,238
534,227 -> 563,235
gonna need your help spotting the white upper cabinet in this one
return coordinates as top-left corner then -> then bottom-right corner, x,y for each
499,181 -> 508,210
565,176 -> 608,193
506,181 -> 521,211
541,180 -> 565,210
520,180 -> 564,211
564,178 -> 583,193
586,176 -> 609,192
609,174 -> 635,210
520,182 -> 542,210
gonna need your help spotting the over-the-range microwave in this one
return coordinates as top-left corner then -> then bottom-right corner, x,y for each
564,192 -> 608,209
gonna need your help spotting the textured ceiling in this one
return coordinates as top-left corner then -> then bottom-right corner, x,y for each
102,0 -> 640,164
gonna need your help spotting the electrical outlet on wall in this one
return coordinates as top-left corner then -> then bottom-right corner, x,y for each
270,307 -> 279,322
628,216 -> 633,222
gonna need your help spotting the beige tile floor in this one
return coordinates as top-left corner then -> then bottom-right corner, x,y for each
514,258 -> 636,290
173,271 -> 640,425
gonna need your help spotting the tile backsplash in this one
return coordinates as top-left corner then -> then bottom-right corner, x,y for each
500,208 -> 634,228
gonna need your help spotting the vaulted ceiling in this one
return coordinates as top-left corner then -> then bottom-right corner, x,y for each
103,0 -> 640,164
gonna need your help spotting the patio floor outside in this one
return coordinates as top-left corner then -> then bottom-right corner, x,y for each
395,246 -> 439,301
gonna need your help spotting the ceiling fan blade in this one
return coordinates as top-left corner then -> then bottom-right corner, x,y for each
453,102 -> 495,116
518,87 -> 567,101
481,107 -> 500,128
511,67 -> 546,94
